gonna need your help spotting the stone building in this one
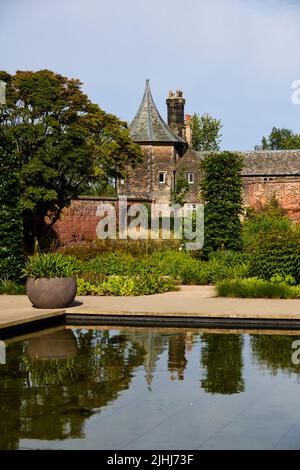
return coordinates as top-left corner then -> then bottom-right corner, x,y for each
120,79 -> 300,212
53,80 -> 300,244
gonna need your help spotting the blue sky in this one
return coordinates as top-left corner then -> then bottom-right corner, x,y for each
1,0 -> 300,149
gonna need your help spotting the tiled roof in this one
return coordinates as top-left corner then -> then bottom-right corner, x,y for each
241,150 -> 300,176
129,80 -> 185,144
194,150 -> 300,176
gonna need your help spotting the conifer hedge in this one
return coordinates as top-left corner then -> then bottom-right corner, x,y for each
200,151 -> 244,257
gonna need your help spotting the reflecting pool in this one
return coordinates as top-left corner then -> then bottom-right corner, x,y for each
1,325 -> 300,449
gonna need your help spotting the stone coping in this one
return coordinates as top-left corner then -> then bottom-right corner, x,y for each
0,286 -> 300,333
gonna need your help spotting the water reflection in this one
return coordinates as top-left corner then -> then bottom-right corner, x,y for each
168,334 -> 188,381
0,327 -> 300,449
200,333 -> 245,395
0,328 -> 146,448
251,334 -> 300,376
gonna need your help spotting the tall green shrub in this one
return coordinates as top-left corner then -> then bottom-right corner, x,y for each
247,228 -> 300,283
243,197 -> 292,249
0,141 -> 24,279
200,152 -> 244,257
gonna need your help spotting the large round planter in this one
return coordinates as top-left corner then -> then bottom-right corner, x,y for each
26,277 -> 77,309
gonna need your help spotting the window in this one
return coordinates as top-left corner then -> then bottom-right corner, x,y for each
263,177 -> 274,182
120,178 -> 125,185
188,172 -> 194,184
159,172 -> 166,184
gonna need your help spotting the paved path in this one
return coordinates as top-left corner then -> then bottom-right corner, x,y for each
1,286 -> 300,331
0,295 -> 65,329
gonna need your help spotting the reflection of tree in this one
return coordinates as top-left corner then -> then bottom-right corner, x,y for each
200,334 -> 245,395
251,334 -> 300,376
0,342 -> 25,449
168,334 -> 187,381
0,329 -> 146,448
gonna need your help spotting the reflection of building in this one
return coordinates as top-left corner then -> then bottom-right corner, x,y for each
127,330 -> 168,390
127,330 -> 193,387
168,335 -> 188,381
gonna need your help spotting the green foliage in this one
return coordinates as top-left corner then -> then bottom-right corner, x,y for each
247,228 -> 300,282
76,277 -> 105,296
251,335 -> 300,376
22,253 -> 81,278
243,201 -> 300,282
205,250 -> 249,283
243,207 -> 293,250
76,273 -> 176,296
0,70 -> 143,254
270,274 -> 296,286
216,277 -> 300,299
256,127 -> 300,150
200,152 -> 244,256
191,113 -> 222,151
78,178 -> 116,197
83,252 -> 135,275
21,356 -> 77,386
172,172 -> 190,205
0,139 -> 24,280
80,249 -> 249,286
0,279 -> 25,295
201,333 -> 245,394
58,239 -> 182,260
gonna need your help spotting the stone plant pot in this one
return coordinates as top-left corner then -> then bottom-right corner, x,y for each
26,277 -> 77,309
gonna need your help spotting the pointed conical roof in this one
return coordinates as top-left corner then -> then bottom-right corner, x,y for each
129,79 -> 185,144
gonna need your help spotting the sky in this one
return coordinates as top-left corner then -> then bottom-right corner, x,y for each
0,0 -> 300,150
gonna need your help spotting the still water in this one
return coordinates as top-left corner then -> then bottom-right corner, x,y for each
1,325 -> 300,450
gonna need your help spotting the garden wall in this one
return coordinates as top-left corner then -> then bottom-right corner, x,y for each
243,178 -> 300,222
52,179 -> 300,245
52,197 -> 151,245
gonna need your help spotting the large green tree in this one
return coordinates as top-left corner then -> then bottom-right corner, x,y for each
0,70 -> 143,254
256,127 -> 300,150
200,151 -> 244,256
191,113 -> 222,151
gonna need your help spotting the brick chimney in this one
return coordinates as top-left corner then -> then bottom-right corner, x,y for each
166,89 -> 185,139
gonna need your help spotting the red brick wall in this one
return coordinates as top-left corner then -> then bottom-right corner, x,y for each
52,199 -> 107,245
52,179 -> 300,245
244,178 -> 300,222
52,197 -> 152,245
